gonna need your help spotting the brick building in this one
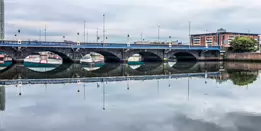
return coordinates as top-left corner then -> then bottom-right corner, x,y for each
190,28 -> 260,47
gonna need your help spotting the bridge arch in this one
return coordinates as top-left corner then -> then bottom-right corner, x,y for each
170,51 -> 198,61
94,51 -> 121,63
167,61 -> 198,73
0,48 -> 16,62
128,62 -> 162,72
14,47 -> 75,63
78,49 -> 122,63
127,50 -> 163,62
24,63 -> 72,74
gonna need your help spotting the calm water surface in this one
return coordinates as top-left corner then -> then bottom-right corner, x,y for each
0,62 -> 261,131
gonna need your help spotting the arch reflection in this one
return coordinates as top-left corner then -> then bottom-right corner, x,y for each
82,63 -> 105,71
24,63 -> 61,73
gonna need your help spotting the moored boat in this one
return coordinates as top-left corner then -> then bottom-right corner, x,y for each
24,55 -> 62,66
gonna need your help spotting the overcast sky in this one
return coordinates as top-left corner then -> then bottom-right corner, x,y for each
4,0 -> 261,43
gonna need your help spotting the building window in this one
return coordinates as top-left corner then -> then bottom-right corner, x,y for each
193,37 -> 201,45
205,36 -> 213,45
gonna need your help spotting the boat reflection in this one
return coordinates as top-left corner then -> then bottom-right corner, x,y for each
0,61 -> 12,71
83,63 -> 104,71
167,61 -> 176,67
25,65 -> 60,72
128,62 -> 144,69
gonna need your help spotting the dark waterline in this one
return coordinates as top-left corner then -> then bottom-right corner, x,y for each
0,62 -> 261,131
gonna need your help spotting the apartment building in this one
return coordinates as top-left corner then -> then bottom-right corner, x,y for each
190,28 -> 260,47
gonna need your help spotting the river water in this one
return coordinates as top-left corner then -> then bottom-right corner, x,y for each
0,62 -> 261,131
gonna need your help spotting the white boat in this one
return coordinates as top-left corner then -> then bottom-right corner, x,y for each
80,54 -> 104,64
24,55 -> 41,62
24,55 -> 62,65
80,54 -> 93,63
45,58 -> 63,65
128,54 -> 141,62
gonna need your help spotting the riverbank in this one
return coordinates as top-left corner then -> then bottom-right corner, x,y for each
224,53 -> 261,62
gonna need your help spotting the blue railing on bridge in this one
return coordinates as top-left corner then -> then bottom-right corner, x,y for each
0,40 -> 221,51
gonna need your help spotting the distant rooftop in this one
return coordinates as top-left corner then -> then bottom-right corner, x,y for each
191,28 -> 259,36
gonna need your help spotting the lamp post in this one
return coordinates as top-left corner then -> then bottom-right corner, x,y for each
17,29 -> 20,37
62,36 -> 65,42
189,21 -> 191,47
96,28 -> 99,43
44,24 -> 47,42
84,21 -> 88,43
77,32 -> 80,41
39,28 -> 42,41
140,32 -> 143,42
84,20 -> 86,43
127,34 -> 130,46
169,36 -> 172,47
158,24 -> 160,43
103,14 -> 105,44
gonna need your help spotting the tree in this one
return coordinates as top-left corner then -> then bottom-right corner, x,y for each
230,36 -> 259,52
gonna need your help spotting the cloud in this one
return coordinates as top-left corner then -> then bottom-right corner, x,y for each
3,73 -> 261,131
3,0 -> 261,42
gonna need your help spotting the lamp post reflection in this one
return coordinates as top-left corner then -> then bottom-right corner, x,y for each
0,86 -> 5,130
44,83 -> 47,92
77,80 -> 81,93
157,79 -> 160,94
205,71 -> 208,84
168,75 -> 171,88
127,77 -> 130,90
187,74 -> 190,101
83,83 -> 86,100
102,79 -> 106,110
18,81 -> 22,96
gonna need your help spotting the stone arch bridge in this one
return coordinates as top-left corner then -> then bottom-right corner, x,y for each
0,42 -> 222,63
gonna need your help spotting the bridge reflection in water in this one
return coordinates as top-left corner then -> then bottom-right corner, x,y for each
0,61 -> 260,112
0,61 -> 223,85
